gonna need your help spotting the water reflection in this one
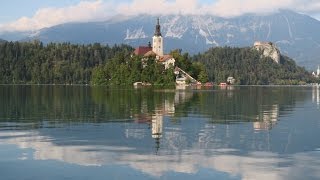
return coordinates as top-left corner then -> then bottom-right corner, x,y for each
312,85 -> 320,108
253,104 -> 279,131
1,129 -> 320,179
219,85 -> 235,98
0,86 -> 319,179
0,85 -> 307,126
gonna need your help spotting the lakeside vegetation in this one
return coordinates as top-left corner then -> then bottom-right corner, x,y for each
0,41 -> 133,84
194,47 -> 316,85
0,41 -> 206,85
91,49 -> 209,85
0,41 -> 317,85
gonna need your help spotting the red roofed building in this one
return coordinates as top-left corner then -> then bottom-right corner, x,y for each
159,54 -> 175,69
133,18 -> 175,70
133,46 -> 152,56
144,50 -> 157,57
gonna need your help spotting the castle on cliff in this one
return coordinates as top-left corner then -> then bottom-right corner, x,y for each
253,41 -> 281,63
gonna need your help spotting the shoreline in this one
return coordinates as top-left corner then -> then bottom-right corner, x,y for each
0,83 -> 318,87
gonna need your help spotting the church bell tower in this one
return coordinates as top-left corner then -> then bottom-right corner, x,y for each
152,18 -> 163,56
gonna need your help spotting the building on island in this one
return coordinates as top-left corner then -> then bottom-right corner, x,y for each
227,77 -> 236,85
133,18 -> 175,70
133,18 -> 200,85
174,67 -> 199,85
312,66 -> 320,78
160,55 -> 176,69
152,18 -> 163,56
133,42 -> 152,56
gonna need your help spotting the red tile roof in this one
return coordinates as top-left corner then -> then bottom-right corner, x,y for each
159,54 -> 173,62
133,46 -> 152,56
144,50 -> 157,57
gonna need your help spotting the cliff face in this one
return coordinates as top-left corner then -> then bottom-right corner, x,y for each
254,42 -> 281,63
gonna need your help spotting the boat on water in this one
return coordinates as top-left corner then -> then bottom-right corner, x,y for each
133,82 -> 152,87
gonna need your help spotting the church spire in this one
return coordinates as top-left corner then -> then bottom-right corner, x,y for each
154,18 -> 162,37
152,18 -> 163,56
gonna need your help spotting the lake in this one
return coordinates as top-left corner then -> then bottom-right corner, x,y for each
0,85 -> 319,180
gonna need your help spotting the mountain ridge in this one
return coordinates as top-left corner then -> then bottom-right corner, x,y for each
1,10 -> 319,69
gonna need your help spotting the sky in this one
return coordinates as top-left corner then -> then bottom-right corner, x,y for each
0,0 -> 320,32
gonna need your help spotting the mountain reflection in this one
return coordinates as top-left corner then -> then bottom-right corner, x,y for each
0,85 -> 319,179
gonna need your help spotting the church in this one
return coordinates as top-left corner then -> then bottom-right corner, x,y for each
133,18 -> 175,69
312,66 -> 320,78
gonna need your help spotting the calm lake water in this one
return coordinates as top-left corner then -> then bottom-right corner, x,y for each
0,85 -> 319,180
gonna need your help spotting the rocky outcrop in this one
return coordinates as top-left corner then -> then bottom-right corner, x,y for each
254,41 -> 281,63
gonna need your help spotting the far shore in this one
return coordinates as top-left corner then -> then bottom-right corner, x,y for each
0,83 -> 318,87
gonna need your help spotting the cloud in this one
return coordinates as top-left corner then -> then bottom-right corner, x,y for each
295,0 -> 320,13
1,0 -> 320,32
206,0 -> 292,17
2,130 -> 320,179
116,0 -> 200,15
0,0 -> 111,32
117,0 -> 320,17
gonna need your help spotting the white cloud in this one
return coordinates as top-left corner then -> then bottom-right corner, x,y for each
0,0 -> 111,32
2,130 -> 320,179
206,0 -> 292,17
116,0 -> 200,15
1,0 -> 320,32
117,0 -> 320,17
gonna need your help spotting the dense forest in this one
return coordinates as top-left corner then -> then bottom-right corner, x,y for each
0,41 -> 317,85
194,47 -> 316,85
0,41 -> 133,84
0,41 -> 206,85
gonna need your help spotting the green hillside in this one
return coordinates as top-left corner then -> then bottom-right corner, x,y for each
193,47 -> 316,85
0,41 -> 133,84
0,41 -> 316,85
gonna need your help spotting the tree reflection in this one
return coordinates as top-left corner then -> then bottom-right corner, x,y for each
0,85 -> 310,128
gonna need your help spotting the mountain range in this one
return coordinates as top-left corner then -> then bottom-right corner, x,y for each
0,10 -> 319,69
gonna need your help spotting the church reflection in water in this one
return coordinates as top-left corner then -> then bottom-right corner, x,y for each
312,85 -> 320,108
130,88 -> 194,152
152,113 -> 163,152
